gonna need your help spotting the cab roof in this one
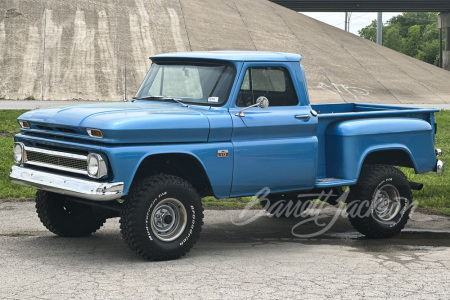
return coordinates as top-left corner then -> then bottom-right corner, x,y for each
151,51 -> 303,62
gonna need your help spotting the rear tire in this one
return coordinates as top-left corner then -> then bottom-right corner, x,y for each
120,174 -> 204,261
35,190 -> 106,237
346,165 -> 412,238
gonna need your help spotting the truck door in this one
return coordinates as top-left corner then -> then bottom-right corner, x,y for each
229,63 -> 318,196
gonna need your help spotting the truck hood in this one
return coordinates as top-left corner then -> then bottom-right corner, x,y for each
18,102 -> 211,144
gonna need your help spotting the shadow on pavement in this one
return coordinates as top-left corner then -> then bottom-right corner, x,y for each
5,212 -> 450,263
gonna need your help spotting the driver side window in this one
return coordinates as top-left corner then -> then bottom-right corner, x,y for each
236,67 -> 298,107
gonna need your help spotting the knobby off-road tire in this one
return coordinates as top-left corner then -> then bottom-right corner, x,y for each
259,193 -> 312,218
346,165 -> 413,238
120,174 -> 204,261
35,190 -> 106,237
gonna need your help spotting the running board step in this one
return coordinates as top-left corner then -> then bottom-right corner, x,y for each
315,178 -> 357,188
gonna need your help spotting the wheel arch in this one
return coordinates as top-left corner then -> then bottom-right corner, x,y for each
356,146 -> 418,179
130,152 -> 213,197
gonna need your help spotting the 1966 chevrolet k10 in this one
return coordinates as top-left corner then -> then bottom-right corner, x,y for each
10,51 -> 444,260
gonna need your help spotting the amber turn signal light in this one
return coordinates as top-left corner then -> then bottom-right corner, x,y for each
19,121 -> 30,128
87,129 -> 103,138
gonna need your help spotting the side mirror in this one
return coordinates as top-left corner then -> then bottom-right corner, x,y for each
236,96 -> 270,117
256,96 -> 269,109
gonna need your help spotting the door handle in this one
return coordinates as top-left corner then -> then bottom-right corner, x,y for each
295,114 -> 310,121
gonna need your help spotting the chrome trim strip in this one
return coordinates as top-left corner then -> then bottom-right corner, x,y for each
24,146 -> 87,160
25,161 -> 88,175
10,166 -> 123,201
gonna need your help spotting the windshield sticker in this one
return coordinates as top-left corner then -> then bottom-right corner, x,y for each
208,97 -> 219,103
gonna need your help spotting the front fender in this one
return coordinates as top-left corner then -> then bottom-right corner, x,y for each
106,143 -> 234,198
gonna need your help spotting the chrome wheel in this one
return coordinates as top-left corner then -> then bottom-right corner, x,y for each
149,198 -> 187,242
373,184 -> 401,222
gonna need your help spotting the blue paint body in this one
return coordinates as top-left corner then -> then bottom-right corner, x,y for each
14,51 -> 440,198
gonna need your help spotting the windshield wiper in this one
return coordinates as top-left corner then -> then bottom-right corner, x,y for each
132,96 -> 188,107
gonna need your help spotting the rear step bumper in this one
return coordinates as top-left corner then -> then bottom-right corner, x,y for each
435,160 -> 444,175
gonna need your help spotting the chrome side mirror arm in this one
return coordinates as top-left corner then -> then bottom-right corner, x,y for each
235,97 -> 269,117
235,103 -> 259,117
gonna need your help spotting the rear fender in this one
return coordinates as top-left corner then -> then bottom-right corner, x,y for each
324,118 -> 435,180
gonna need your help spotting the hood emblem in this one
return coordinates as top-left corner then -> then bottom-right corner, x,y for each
217,150 -> 229,158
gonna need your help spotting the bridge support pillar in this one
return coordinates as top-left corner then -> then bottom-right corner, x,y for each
439,12 -> 450,70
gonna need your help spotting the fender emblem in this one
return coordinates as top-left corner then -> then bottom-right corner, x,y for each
217,150 -> 229,157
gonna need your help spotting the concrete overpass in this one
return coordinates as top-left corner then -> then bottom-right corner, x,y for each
269,1 -> 450,12
269,0 -> 450,71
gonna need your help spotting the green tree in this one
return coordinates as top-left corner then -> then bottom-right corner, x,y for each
384,25 -> 402,51
359,12 -> 442,66
387,12 -> 438,36
359,20 -> 377,42
402,25 -> 421,57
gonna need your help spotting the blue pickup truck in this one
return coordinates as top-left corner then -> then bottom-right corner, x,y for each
10,51 -> 444,260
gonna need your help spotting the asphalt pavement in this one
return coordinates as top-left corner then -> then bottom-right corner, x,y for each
1,202 -> 449,299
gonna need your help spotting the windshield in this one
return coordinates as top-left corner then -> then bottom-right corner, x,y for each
134,62 -> 236,105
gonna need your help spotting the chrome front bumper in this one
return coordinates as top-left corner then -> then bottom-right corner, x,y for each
10,165 -> 124,201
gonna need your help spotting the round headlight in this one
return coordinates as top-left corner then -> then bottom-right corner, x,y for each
13,143 -> 23,164
87,153 -> 108,178
87,155 -> 99,177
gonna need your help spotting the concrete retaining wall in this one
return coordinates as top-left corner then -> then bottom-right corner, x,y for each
1,0 -> 450,104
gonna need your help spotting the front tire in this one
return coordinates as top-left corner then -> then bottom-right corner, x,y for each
346,165 -> 413,238
35,190 -> 106,237
120,174 -> 204,261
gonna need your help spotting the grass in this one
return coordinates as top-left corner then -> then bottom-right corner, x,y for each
0,110 -> 35,200
202,196 -> 254,209
0,232 -> 35,237
401,111 -> 450,215
0,110 -> 448,215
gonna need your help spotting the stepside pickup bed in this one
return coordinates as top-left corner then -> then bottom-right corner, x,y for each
10,51 -> 444,261
312,103 -> 440,188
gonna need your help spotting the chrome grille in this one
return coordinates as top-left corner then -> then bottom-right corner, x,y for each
24,146 -> 88,175
26,152 -> 87,170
